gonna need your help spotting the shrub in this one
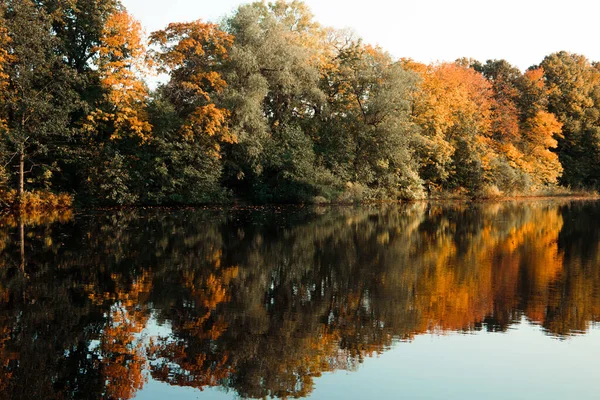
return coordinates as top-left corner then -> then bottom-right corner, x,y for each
0,190 -> 73,213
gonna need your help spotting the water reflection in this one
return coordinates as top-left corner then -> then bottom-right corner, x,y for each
0,201 -> 599,399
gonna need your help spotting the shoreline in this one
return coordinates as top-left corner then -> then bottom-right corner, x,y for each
2,193 -> 598,215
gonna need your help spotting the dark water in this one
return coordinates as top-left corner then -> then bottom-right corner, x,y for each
1,200 -> 600,399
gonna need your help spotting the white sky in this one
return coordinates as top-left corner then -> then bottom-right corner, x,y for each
121,0 -> 600,71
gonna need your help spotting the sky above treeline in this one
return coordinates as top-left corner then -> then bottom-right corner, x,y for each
122,0 -> 600,71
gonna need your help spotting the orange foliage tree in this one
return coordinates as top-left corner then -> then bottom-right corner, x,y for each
149,21 -> 236,158
516,69 -> 563,185
86,10 -> 151,141
407,59 -> 564,194
408,61 -> 496,191
479,62 -> 563,189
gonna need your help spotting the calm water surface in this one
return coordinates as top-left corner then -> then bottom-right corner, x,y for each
1,200 -> 600,399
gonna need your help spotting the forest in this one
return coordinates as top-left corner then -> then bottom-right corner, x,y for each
1,0 -> 600,208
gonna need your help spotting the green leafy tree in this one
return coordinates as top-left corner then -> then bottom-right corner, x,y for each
1,0 -> 79,199
319,42 -> 423,200
221,1 -> 328,202
540,51 -> 600,188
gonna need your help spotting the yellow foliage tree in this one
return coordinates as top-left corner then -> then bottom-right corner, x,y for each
86,10 -> 151,141
409,62 -> 496,187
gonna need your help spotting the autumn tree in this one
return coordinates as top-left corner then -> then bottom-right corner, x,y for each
79,8 -> 151,205
475,59 -> 522,142
87,10 -> 150,141
0,10 -> 9,92
408,59 -> 563,196
0,0 -> 153,207
478,60 -> 563,189
150,21 -> 234,147
146,21 -> 234,203
408,61 -> 497,193
515,67 -> 563,186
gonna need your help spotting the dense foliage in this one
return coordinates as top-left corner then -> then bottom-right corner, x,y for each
0,0 -> 598,206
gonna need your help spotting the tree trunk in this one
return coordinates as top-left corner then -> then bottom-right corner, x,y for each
19,113 -> 26,201
18,148 -> 24,199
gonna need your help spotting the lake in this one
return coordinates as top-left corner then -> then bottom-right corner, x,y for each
1,200 -> 599,399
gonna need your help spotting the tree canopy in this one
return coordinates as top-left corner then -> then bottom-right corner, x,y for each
1,0 -> 598,207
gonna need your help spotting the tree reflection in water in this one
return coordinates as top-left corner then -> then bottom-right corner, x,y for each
0,201 -> 599,399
